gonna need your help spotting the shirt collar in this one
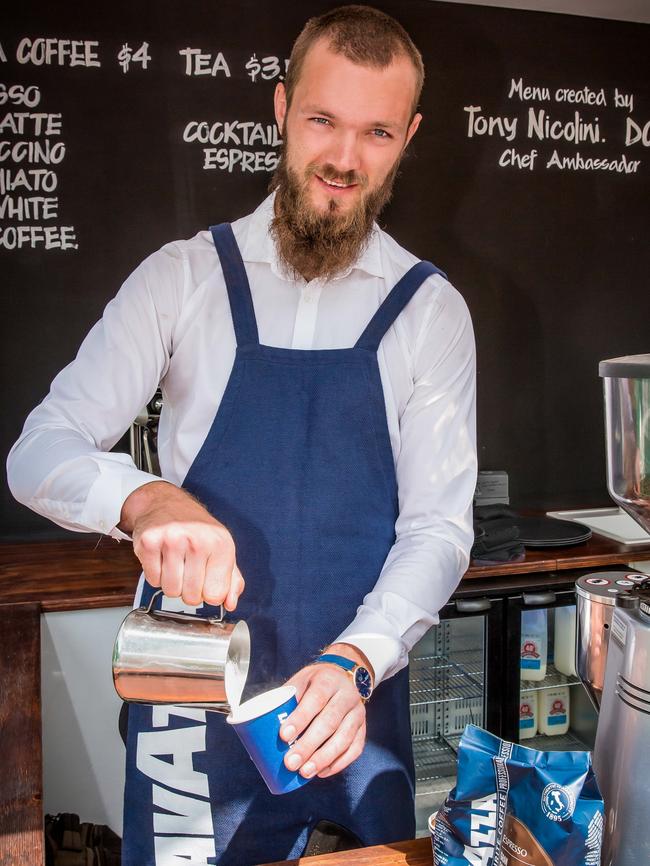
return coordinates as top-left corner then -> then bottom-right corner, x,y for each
240,191 -> 384,282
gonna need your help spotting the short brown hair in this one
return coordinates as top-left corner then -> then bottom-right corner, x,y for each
284,5 -> 424,119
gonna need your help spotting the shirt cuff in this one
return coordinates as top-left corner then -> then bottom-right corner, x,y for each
333,621 -> 407,686
84,455 -> 162,539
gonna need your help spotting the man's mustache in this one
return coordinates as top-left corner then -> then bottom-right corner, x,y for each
306,163 -> 369,189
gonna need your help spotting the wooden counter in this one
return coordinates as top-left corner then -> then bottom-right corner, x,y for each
260,837 -> 432,866
2,527 -> 648,612
1,529 -> 649,865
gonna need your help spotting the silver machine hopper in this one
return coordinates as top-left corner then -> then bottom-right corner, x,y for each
600,354 -> 650,535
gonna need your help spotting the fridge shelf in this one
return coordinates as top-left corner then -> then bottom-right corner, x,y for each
410,650 -> 484,707
523,731 -> 591,752
521,663 -> 581,693
412,733 -> 462,786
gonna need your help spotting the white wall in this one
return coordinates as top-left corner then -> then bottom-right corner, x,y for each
432,0 -> 650,24
41,608 -> 131,835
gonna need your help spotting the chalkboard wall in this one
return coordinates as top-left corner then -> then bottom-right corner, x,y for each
2,0 -> 648,539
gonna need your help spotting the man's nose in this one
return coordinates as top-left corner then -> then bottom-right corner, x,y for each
326,130 -> 362,175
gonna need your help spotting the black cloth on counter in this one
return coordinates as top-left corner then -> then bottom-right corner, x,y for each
471,505 -> 526,565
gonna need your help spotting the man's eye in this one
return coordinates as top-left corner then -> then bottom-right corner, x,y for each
372,128 -> 391,138
310,117 -> 331,126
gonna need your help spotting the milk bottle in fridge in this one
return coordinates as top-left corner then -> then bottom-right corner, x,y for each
539,685 -> 570,736
519,691 -> 538,740
520,609 -> 547,682
554,605 -> 577,677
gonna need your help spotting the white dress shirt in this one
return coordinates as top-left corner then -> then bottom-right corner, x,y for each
7,192 -> 477,685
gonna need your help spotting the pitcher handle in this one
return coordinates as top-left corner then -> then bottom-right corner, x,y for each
145,589 -> 224,623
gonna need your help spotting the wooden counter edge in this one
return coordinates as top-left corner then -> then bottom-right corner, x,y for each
2,532 -> 650,611
259,837 -> 432,866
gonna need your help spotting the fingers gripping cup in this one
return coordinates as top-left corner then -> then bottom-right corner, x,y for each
227,686 -> 313,795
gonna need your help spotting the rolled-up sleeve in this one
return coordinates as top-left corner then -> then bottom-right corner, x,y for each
6,244 -> 184,538
335,280 -> 477,684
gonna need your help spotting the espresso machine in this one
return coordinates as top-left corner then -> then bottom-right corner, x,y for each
576,354 -> 650,866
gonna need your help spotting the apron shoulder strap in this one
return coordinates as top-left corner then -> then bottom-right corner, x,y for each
210,223 -> 260,348
354,260 -> 446,352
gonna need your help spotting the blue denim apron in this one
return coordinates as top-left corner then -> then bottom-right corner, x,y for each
123,224 -> 443,865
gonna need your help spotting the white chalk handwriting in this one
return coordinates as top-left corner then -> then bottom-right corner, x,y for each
245,54 -> 290,83
118,42 -> 151,74
465,78 -> 643,173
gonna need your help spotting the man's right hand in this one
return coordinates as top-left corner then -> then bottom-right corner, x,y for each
119,480 -> 245,610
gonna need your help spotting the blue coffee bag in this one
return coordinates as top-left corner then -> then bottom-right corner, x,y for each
433,725 -> 603,866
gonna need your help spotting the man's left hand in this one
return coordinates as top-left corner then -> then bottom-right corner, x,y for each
280,644 -> 372,779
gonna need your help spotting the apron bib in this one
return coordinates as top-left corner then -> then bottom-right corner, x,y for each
123,223 -> 443,865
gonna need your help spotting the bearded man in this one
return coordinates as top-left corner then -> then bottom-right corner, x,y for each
8,5 -> 476,865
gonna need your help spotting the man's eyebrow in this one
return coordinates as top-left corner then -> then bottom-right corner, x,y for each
301,105 -> 336,118
301,106 -> 401,129
370,120 -> 400,130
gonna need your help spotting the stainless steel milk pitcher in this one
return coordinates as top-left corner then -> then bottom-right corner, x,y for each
113,590 -> 250,713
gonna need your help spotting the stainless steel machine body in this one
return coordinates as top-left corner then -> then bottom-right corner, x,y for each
583,354 -> 650,866
593,584 -> 650,866
575,571 -> 646,711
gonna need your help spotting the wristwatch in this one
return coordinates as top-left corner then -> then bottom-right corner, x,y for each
314,653 -> 374,702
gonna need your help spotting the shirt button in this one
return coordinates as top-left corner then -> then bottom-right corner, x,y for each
99,520 -> 105,529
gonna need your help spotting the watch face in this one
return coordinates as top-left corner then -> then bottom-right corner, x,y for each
354,666 -> 373,700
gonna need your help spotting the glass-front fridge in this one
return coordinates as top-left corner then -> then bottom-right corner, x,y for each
408,595 -> 504,835
407,576 -> 602,836
503,584 -> 598,752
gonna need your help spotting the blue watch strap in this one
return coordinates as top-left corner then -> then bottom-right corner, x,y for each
315,654 -> 356,671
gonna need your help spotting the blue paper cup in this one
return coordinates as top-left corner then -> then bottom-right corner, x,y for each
226,685 -> 313,795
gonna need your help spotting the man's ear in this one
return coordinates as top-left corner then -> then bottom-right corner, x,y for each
404,112 -> 422,151
274,82 -> 287,133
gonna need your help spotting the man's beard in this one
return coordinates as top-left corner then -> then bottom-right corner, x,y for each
269,144 -> 401,282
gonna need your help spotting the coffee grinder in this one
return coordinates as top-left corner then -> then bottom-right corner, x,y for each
576,354 -> 650,866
